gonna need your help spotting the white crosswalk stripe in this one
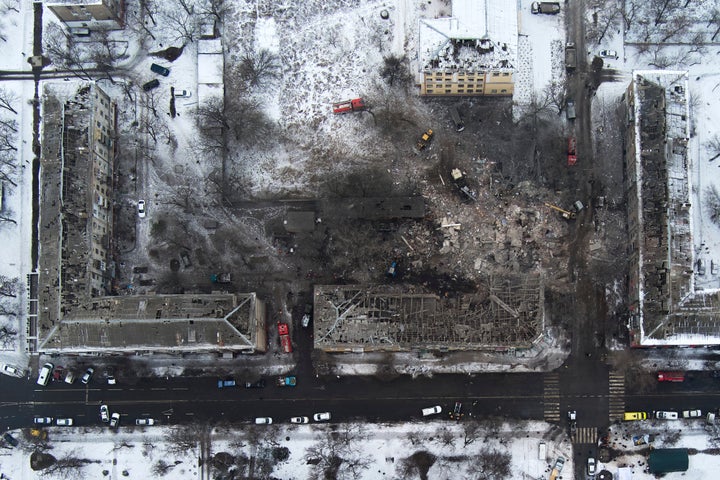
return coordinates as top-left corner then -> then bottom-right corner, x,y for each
544,372 -> 561,421
572,426 -> 598,445
608,371 -> 626,422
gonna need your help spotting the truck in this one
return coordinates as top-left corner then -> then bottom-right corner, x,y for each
277,322 -> 293,353
210,273 -> 232,284
565,42 -> 577,70
567,137 -> 577,166
332,98 -> 366,114
277,375 -> 297,387
549,457 -> 565,480
531,2 -> 560,14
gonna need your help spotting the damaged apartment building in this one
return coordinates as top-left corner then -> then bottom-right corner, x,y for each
417,0 -> 516,96
313,278 -> 544,353
35,83 -> 266,356
626,70 -> 720,346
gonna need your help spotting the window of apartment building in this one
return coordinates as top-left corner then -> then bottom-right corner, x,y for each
491,89 -> 497,93
457,89 -> 464,93
492,72 -> 500,77
445,89 -> 452,93
501,89 -> 507,93
503,72 -> 510,77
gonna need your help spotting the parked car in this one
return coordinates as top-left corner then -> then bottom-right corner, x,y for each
217,379 -> 236,388
36,362 -> 54,386
3,432 -> 18,447
655,411 -> 679,420
33,416 -> 53,425
599,50 -> 618,59
136,418 -> 155,426
313,412 -> 331,422
290,416 -> 309,424
138,200 -> 146,218
255,417 -> 273,425
683,409 -> 702,418
142,79 -> 160,91
276,376 -> 296,387
1,363 -> 24,378
64,370 -> 76,384
150,63 -> 170,76
81,367 -> 94,384
245,379 -> 266,389
566,99 -> 576,120
531,1 -> 560,14
587,457 -> 597,476
173,89 -> 191,98
100,404 -> 110,422
450,401 -> 463,420
623,411 -> 647,421
56,418 -> 73,426
422,406 -> 442,416
109,412 -> 120,429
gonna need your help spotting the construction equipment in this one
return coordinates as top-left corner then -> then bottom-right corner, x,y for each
451,168 -> 477,202
544,203 -> 576,220
417,129 -> 434,150
332,98 -> 366,114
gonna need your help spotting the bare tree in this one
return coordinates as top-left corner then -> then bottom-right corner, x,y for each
38,456 -> 89,479
159,3 -> 199,45
0,325 -> 18,349
462,421 -> 482,447
0,275 -> 21,297
0,87 -> 18,114
380,55 -> 412,87
705,185 -> 720,227
238,49 -> 280,88
166,426 -> 199,456
466,447 -> 512,480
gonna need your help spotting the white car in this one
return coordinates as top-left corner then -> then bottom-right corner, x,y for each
682,409 -> 702,418
56,418 -> 73,426
109,412 -> 120,429
33,417 -> 53,425
1,364 -> 24,378
100,405 -> 110,423
422,406 -> 442,416
64,371 -> 76,384
36,363 -> 54,386
587,457 -> 597,476
255,417 -> 273,425
81,367 -> 94,384
135,418 -> 155,426
138,200 -> 146,218
313,412 -> 331,422
290,416 -> 309,424
599,49 -> 618,59
174,89 -> 191,98
655,411 -> 679,420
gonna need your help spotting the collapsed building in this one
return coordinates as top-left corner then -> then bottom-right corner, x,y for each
625,70 -> 720,346
313,278 -> 544,353
35,83 -> 266,355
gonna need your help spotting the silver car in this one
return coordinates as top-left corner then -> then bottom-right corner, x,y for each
313,412 -> 331,422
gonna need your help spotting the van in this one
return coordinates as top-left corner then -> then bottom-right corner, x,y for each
36,362 -> 53,386
449,106 -> 465,132
422,406 -> 442,416
566,99 -> 576,120
538,441 -> 547,460
623,411 -> 647,421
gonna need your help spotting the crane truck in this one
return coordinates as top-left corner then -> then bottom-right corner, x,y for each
544,203 -> 576,220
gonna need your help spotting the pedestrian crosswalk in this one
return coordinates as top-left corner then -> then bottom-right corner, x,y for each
608,371 -> 626,422
543,372 -> 561,421
572,426 -> 598,445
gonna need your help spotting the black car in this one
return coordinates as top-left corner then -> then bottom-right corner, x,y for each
142,79 -> 160,91
245,379 -> 266,389
3,432 -> 18,447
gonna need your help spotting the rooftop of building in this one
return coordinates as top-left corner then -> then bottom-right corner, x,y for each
418,0 -> 518,72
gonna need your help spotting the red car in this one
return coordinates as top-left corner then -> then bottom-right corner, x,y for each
277,323 -> 293,353
657,371 -> 685,382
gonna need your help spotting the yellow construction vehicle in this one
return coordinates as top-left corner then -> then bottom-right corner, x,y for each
544,203 -> 576,220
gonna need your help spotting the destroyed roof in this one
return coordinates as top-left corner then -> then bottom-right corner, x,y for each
628,71 -> 720,346
313,281 -> 544,352
38,293 -> 260,353
418,0 -> 518,71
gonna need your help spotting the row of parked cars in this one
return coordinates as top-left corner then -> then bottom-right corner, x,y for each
257,412 -> 331,425
36,363 -> 102,386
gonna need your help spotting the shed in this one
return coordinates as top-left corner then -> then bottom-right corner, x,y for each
648,448 -> 688,474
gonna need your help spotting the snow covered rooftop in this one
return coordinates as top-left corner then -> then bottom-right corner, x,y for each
418,0 -> 517,72
628,71 -> 720,346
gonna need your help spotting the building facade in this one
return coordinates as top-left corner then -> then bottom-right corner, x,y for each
45,0 -> 124,30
